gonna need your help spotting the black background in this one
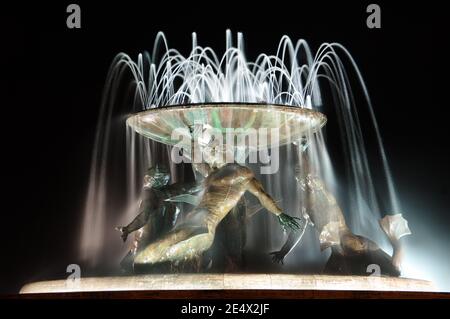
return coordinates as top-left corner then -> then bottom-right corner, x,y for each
0,1 -> 446,293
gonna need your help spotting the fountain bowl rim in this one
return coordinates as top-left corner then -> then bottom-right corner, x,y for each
126,103 -> 327,148
126,102 -> 327,127
128,102 -> 325,114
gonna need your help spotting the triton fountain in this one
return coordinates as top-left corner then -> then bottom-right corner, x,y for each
20,30 -> 435,293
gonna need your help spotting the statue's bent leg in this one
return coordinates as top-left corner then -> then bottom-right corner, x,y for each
117,209 -> 152,242
134,225 -> 212,265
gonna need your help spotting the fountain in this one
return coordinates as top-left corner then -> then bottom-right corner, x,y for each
20,30 -> 435,294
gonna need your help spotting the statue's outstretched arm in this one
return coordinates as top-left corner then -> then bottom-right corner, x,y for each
165,180 -> 203,198
247,178 -> 303,232
192,162 -> 212,179
247,178 -> 282,216
162,181 -> 204,207
116,208 -> 156,242
269,231 -> 299,264
270,216 -> 309,264
189,124 -> 212,178
162,126 -> 206,205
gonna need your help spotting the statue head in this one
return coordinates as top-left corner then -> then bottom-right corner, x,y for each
143,164 -> 170,189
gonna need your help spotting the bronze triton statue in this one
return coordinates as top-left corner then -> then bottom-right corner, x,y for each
116,165 -> 202,270
118,124 -> 302,268
270,137 -> 411,276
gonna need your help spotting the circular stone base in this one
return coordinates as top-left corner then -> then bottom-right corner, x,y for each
20,274 -> 435,294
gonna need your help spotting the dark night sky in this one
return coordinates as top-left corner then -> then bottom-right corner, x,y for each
1,1 -> 446,293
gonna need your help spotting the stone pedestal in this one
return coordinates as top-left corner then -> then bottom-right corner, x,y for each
20,274 -> 435,294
